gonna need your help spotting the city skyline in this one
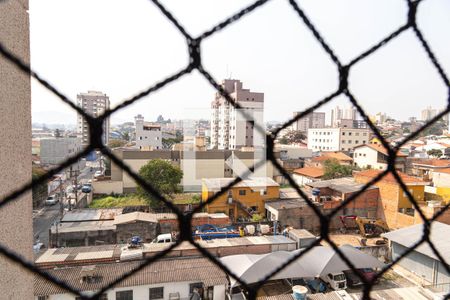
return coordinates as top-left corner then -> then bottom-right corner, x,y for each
30,0 -> 450,125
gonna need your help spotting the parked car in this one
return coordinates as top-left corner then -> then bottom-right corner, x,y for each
321,272 -> 347,290
343,270 -> 363,287
358,268 -> 377,282
81,184 -> 92,193
45,195 -> 58,206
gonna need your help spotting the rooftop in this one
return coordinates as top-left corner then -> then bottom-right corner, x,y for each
265,199 -> 308,210
354,143 -> 408,157
306,177 -> 378,194
61,208 -> 123,222
293,167 -> 324,178
354,170 -> 428,185
382,221 -> 450,262
34,257 -> 227,296
113,212 -> 157,225
312,151 -> 353,162
202,177 -> 279,191
411,159 -> 450,168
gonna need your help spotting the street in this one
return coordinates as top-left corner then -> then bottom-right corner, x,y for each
33,160 -> 99,249
33,203 -> 60,248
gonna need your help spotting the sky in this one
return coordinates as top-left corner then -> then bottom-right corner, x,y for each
29,0 -> 450,126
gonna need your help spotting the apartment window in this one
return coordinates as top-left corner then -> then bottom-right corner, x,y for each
342,140 -> 345,144
342,132 -> 345,135
239,190 -> 246,196
363,132 -> 367,136
38,297 -> 49,300
363,140 -> 366,144
355,133 -> 359,136
149,287 -> 164,300
363,154 -> 366,157
348,132 -> 352,136
348,140 -> 352,143
355,140 -> 359,144
116,290 -> 133,300
139,136 -> 142,140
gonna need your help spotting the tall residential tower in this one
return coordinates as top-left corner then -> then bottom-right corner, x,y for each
76,90 -> 110,145
210,80 -> 264,150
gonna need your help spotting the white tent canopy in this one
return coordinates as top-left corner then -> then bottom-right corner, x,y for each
220,245 -> 385,287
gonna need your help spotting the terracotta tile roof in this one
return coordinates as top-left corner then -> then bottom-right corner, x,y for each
412,159 -> 450,167
312,151 -> 353,162
293,167 -> 324,178
34,257 -> 227,296
354,143 -> 407,157
354,169 -> 426,184
435,168 -> 450,174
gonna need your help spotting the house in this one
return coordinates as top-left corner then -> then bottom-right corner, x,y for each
305,151 -> 353,168
408,158 -> 450,181
201,177 -> 279,221
353,144 -> 407,172
307,127 -> 371,152
354,170 -> 429,229
292,167 -> 324,186
382,222 -> 450,293
34,257 -> 228,300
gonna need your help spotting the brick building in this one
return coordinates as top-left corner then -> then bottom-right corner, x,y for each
353,170 -> 429,229
265,178 -> 380,232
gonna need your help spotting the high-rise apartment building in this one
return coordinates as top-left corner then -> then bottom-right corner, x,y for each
76,90 -> 110,145
210,80 -> 264,150
292,111 -> 325,132
421,106 -> 437,122
135,114 -> 162,150
330,105 -> 357,127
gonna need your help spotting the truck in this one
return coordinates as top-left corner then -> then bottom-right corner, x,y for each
193,224 -> 240,240
321,272 -> 347,290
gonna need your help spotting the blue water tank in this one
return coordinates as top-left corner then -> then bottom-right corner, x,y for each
312,188 -> 320,196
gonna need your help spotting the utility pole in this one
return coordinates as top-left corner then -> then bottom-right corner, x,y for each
59,176 -> 64,219
69,166 -> 79,211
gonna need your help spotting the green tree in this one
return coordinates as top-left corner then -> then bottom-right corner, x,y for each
137,159 -> 183,208
120,131 -> 130,141
322,158 -> 354,180
427,149 -> 443,158
32,165 -> 48,208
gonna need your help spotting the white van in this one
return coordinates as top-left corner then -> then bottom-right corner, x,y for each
321,272 -> 347,290
152,233 -> 173,244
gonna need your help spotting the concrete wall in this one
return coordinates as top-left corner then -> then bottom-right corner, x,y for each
93,180 -> 123,194
116,221 -> 158,243
40,137 -> 82,165
39,283 -> 226,300
0,1 -> 34,299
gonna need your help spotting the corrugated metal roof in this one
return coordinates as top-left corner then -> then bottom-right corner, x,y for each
113,212 -> 158,224
382,221 -> 450,261
202,177 -> 279,191
34,257 -> 227,296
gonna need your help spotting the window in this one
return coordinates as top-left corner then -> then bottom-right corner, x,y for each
116,290 -> 133,300
348,132 -> 352,136
342,140 -> 345,144
149,287 -> 164,300
239,190 -> 246,196
355,133 -> 359,136
348,140 -> 352,143
38,297 -> 49,300
363,132 -> 367,136
363,140 -> 366,144
355,140 -> 359,144
190,282 -> 204,294
342,132 -> 345,135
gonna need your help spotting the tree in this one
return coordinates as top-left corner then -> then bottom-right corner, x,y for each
322,158 -> 354,180
427,149 -> 443,158
32,165 -> 48,208
279,130 -> 306,144
120,131 -> 130,142
137,159 -> 183,208
54,128 -> 62,137
108,139 -> 127,148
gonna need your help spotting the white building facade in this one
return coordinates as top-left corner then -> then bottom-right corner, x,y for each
77,90 -> 110,145
134,114 -> 162,150
210,79 -> 264,150
307,128 -> 370,152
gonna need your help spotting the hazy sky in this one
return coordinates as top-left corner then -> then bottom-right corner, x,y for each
29,0 -> 450,125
